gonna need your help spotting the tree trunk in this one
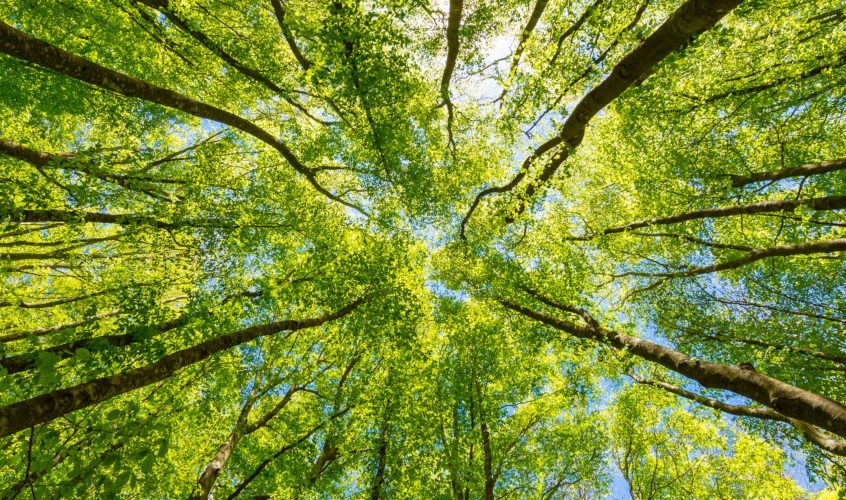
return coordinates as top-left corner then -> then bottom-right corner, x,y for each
0,298 -> 363,437
500,299 -> 846,439
192,398 -> 255,499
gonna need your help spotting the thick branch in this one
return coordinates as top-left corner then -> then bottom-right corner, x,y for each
13,208 -> 288,231
631,375 -> 846,456
0,138 -> 177,201
0,314 -> 188,374
133,0 -> 331,126
730,158 -> 846,187
461,0 -> 741,237
270,0 -> 312,71
192,393 -> 257,499
440,0 -> 464,102
0,290 -> 109,309
498,0 -> 549,100
704,51 -> 846,104
0,298 -> 364,437
695,331 -> 846,366
621,238 -> 846,283
439,0 -> 464,156
499,299 -> 846,439
590,195 -> 846,237
0,21 -> 360,211
369,404 -> 391,500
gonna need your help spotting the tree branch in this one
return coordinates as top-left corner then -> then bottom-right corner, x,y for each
461,0 -> 742,237
498,298 -> 846,439
730,158 -> 846,187
630,374 -> 846,456
0,297 -> 364,437
0,21 -> 363,213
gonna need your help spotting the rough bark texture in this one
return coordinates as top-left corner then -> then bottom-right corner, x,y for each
0,298 -> 363,437
208,358 -> 351,496
461,0 -> 743,237
499,299 -> 846,439
0,137 -> 67,166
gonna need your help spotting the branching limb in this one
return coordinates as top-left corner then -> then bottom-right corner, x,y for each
730,158 -> 846,187
461,0 -> 742,237
577,195 -> 846,238
0,21 -> 364,213
630,374 -> 846,456
497,298 -> 846,439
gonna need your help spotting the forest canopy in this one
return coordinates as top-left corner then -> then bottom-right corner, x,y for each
1,0 -> 846,497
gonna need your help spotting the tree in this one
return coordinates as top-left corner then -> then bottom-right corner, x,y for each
0,0 -> 844,496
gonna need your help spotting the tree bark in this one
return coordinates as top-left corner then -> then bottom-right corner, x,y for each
369,411 -> 390,500
0,315 -> 187,374
192,398 -> 255,499
480,420 -> 494,500
621,238 -> 846,280
0,298 -> 363,437
499,299 -> 846,439
0,21 -> 360,211
696,332 -> 846,366
133,0 -> 328,125
440,0 -> 464,102
594,195 -> 846,236
0,290 -> 109,309
547,0 -> 606,67
462,0 -> 742,236
270,0 -> 312,71
225,408 -> 349,499
0,295 -> 187,344
730,158 -> 846,187
632,375 -> 846,456
0,138 -> 177,200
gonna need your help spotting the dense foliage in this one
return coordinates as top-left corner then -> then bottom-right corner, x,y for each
1,0 -> 845,497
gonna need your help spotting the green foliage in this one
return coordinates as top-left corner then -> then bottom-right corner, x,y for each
0,0 -> 845,497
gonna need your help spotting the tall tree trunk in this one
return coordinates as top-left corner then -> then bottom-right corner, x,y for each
462,0 -> 744,235
474,378 -> 494,500
369,402 -> 391,500
500,299 -> 846,439
192,397 -> 256,499
0,298 -> 363,437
